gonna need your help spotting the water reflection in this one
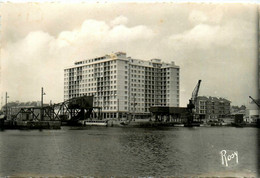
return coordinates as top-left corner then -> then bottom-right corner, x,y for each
0,127 -> 258,176
119,128 -> 170,175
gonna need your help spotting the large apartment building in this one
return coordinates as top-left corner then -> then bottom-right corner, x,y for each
64,52 -> 180,119
195,96 -> 231,120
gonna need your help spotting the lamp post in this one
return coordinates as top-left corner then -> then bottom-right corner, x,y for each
133,93 -> 136,121
41,87 -> 46,121
41,87 -> 46,107
117,98 -> 119,120
5,92 -> 9,118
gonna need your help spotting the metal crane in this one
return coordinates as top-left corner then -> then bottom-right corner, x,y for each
249,96 -> 260,108
249,96 -> 260,127
187,80 -> 202,124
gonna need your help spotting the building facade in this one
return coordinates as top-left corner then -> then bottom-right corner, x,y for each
245,109 -> 259,123
64,52 -> 180,119
196,96 -> 231,120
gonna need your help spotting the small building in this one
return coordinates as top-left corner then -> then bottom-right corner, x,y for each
234,114 -> 244,124
149,106 -> 189,123
195,96 -> 231,120
245,109 -> 259,123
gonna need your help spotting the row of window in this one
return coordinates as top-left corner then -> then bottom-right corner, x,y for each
199,110 -> 230,114
65,68 -> 179,78
64,83 -> 178,91
65,96 -> 177,104
65,74 -> 119,81
100,106 -> 148,111
65,88 -> 178,97
75,59 -> 118,67
130,64 -> 174,71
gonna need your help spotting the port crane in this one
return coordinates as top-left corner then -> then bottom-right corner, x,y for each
249,96 -> 260,108
187,80 -> 202,124
249,96 -> 260,127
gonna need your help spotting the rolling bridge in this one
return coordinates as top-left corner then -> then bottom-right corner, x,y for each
13,96 -> 101,125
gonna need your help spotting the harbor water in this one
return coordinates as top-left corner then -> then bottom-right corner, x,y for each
0,127 -> 258,176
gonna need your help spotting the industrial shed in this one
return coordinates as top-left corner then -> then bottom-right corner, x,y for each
149,106 -> 189,123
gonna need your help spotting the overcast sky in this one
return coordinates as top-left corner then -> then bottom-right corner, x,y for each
0,2 -> 258,107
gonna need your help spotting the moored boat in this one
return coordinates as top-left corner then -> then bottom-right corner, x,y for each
200,123 -> 211,127
174,123 -> 184,127
83,120 -> 108,126
184,122 -> 201,127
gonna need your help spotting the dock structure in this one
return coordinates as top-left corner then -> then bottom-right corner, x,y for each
13,106 -> 57,121
1,95 -> 101,129
3,106 -> 60,129
149,106 -> 189,123
52,95 -> 102,125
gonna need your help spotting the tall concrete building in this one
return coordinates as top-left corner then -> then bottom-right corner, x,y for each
64,52 -> 180,119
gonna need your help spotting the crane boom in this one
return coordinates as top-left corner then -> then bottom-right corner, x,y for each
249,96 -> 260,108
186,80 -> 202,125
187,80 -> 202,110
191,80 -> 201,103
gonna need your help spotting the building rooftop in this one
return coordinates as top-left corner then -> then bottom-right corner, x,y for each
65,52 -> 179,69
198,96 -> 231,103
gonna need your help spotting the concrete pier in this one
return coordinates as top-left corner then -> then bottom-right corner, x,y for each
1,120 -> 61,129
